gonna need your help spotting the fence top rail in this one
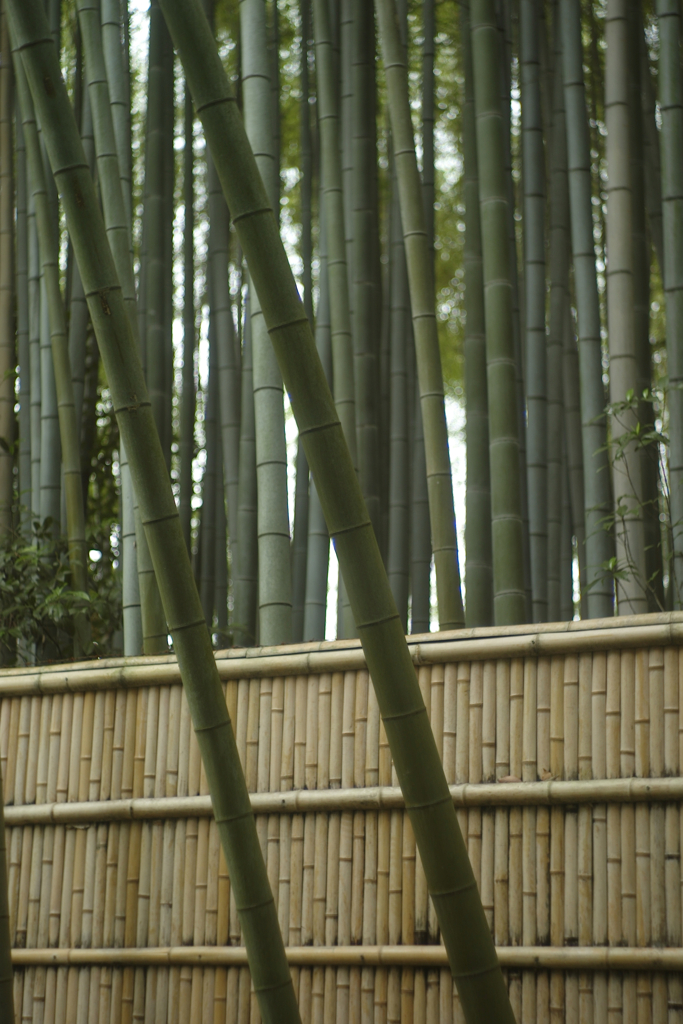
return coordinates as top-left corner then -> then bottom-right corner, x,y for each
1,611 -> 683,696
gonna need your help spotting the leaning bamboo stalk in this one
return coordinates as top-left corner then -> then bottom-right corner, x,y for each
6,5 -> 302,1022
376,0 -> 464,630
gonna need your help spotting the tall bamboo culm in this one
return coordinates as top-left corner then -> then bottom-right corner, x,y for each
240,0 -> 292,647
303,208 -> 332,642
179,85 -> 195,555
470,0 -> 526,626
77,0 -> 146,657
546,8 -> 570,624
657,0 -> 683,610
460,0 -> 493,628
0,2 -> 12,533
291,0 -> 313,643
520,0 -> 547,624
376,0 -> 465,631
560,0 -> 614,618
605,0 -> 647,615
160,3 -> 516,1021
5,5 -> 303,1023
313,0 -> 356,640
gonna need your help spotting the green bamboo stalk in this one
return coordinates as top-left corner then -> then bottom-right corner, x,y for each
421,0 -> 434,267
520,0 -> 547,623
39,267 -> 61,530
387,152 -> 409,629
6,6 -> 302,1022
67,88 -> 93,437
628,2 -> 662,611
292,445 -> 309,643
78,0 -> 158,654
0,3 -> 13,533
560,444 -> 574,622
459,0 -> 493,628
269,0 -> 280,218
639,30 -> 664,280
467,0 -> 526,625
207,154 -> 240,577
313,0 -> 356,640
560,0 -> 614,618
605,0 -> 647,615
16,109 -> 31,532
291,0 -> 314,643
299,0 -> 313,323
240,0 -> 292,646
214,433 -> 228,641
546,12 -> 569,623
340,0 -> 353,303
336,0 -> 355,640
411,374 -> 431,634
200,323 -> 218,627
499,0 -> 532,620
233,297 -> 258,646
13,49 -> 90,653
143,0 -> 173,468
376,0 -> 465,630
351,0 -> 381,537
101,0 -> 132,233
303,207 -> 332,642
28,200 -> 40,519
99,0 -> 148,651
656,0 -> 683,608
161,4 -> 516,1019
179,85 -> 195,553
162,23 -> 174,465
562,300 -> 587,618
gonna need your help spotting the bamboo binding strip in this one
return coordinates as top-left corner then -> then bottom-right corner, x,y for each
4,774 -> 683,827
11,944 -> 683,971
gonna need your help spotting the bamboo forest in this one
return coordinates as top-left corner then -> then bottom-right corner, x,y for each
1,1 -> 683,1023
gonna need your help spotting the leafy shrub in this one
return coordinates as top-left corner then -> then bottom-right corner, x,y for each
0,516 -> 122,666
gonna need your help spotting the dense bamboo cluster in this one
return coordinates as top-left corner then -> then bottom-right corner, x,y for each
2,0 -> 683,1020
1,0 -> 682,658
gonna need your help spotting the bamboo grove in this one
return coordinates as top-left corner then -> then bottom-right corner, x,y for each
0,0 -> 682,1021
2,0 -> 683,663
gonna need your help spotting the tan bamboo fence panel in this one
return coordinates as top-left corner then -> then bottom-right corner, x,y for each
2,611 -> 683,1023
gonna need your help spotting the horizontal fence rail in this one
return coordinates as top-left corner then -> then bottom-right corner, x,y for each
2,612 -> 683,1023
10,944 -> 683,972
4,775 -> 683,827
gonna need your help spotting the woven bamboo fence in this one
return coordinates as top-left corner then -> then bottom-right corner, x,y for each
2,612 -> 683,1023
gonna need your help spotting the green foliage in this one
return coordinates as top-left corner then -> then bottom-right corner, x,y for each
0,517 -> 122,665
